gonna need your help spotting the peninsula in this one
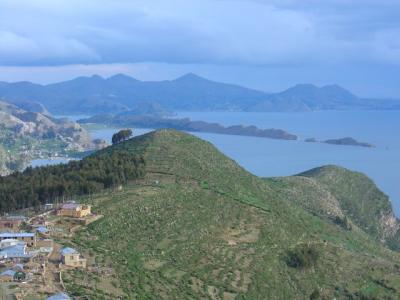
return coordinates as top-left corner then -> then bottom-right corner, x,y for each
78,114 -> 298,140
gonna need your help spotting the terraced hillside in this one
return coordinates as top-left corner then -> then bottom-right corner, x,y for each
60,129 -> 400,299
271,167 -> 400,251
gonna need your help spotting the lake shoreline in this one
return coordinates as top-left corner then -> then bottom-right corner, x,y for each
30,110 -> 400,216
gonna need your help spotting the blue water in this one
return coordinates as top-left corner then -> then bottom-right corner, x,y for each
50,111 -> 400,216
30,157 -> 73,167
173,111 -> 400,215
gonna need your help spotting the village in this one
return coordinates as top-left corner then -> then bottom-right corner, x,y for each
0,201 -> 102,300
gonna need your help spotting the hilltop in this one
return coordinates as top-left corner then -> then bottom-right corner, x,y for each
1,74 -> 399,114
1,129 -> 399,298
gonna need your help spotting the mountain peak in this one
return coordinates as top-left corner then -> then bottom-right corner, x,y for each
321,84 -> 358,100
107,73 -> 139,83
291,83 -> 319,90
69,74 -> 105,83
173,73 -> 208,82
322,83 -> 354,92
90,74 -> 104,80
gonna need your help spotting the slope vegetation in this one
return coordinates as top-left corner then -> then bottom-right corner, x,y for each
53,130 -> 400,299
299,166 -> 400,250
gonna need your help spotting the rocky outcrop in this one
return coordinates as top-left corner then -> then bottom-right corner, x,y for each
380,211 -> 400,242
0,100 -> 97,151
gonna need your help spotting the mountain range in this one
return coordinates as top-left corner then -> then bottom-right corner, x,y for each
1,74 -> 399,114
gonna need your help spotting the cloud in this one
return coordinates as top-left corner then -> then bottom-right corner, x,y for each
0,0 -> 399,67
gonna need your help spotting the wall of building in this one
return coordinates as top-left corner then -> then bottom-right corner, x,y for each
62,254 -> 86,268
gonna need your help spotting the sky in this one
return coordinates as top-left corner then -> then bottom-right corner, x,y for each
0,0 -> 399,97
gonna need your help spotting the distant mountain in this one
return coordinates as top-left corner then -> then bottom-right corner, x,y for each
0,74 -> 267,114
0,74 -> 399,114
249,84 -> 400,111
117,101 -> 173,118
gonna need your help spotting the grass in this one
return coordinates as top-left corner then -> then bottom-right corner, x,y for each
57,130 -> 400,299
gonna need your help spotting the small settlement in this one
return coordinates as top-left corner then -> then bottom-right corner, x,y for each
0,201 -> 102,299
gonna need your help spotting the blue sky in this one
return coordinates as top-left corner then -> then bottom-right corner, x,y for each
0,0 -> 399,97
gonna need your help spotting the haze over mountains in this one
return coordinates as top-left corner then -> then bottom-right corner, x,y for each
1,73 -> 399,115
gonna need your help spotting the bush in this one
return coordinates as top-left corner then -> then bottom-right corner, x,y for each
334,216 -> 352,230
310,289 -> 320,300
286,244 -> 320,269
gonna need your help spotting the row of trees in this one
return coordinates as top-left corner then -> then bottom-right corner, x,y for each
0,148 -> 146,212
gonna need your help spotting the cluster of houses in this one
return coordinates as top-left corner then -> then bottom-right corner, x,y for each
0,201 -> 93,299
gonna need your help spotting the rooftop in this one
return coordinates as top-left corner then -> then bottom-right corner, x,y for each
46,293 -> 71,300
36,226 -> 49,233
0,269 -> 16,277
0,243 -> 30,258
61,203 -> 80,210
2,215 -> 26,221
13,263 -> 24,270
0,232 -> 35,238
60,247 -> 78,255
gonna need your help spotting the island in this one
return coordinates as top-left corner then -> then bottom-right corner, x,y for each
323,137 -> 374,148
78,114 -> 298,141
305,138 -> 317,143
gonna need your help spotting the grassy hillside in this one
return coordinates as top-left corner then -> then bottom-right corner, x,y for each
299,166 -> 400,250
56,129 -> 400,299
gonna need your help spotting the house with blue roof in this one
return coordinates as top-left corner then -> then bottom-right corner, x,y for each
60,247 -> 86,268
0,232 -> 36,247
0,242 -> 32,262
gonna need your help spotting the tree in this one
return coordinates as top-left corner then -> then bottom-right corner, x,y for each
112,129 -> 133,145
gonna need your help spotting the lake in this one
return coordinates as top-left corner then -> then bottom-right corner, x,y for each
30,157 -> 74,168
43,111 -> 400,216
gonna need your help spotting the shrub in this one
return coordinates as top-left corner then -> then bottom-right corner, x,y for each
286,244 -> 320,269
334,216 -> 352,230
310,289 -> 320,300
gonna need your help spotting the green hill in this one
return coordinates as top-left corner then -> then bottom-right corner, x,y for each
53,129 -> 400,299
268,166 -> 400,251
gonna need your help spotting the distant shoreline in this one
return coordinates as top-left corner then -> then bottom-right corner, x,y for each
78,115 -> 299,141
